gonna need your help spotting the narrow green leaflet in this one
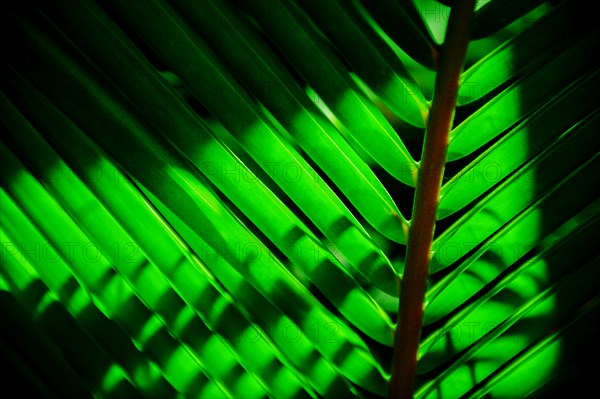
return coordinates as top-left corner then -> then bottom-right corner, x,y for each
101,0 -> 360,227
470,0 -> 547,39
0,78 -> 384,391
0,248 -> 176,397
415,255 -> 600,399
441,73 -> 600,218
295,0 -> 429,124
0,240 -> 114,398
419,214 -> 600,372
140,186 -> 389,396
237,0 -> 420,184
6,42 -> 393,351
351,0 -> 438,69
397,0 -> 442,39
1,34 -> 390,393
22,0 -> 401,297
468,300 -> 600,398
0,267 -> 142,398
448,31 -> 600,161
458,1 -> 590,105
2,149 -> 266,397
0,180 -> 235,398
432,116 -> 600,271
425,198 -> 600,324
2,58 -> 388,350
0,233 -> 176,397
0,94 -> 317,398
166,0 -> 409,243
89,0 -> 400,291
0,90 -> 348,398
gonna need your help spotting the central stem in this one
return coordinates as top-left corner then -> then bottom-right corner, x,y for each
389,1 -> 476,398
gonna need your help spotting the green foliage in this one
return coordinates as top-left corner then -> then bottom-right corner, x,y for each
1,0 -> 598,397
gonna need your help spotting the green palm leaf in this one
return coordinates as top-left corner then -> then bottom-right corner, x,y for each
1,0 -> 598,398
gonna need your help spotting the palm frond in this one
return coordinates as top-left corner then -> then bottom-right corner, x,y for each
1,0 -> 599,398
